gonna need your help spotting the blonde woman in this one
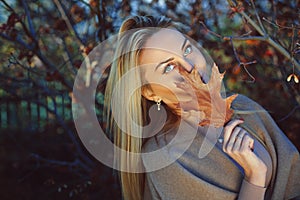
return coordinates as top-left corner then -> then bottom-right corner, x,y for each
103,16 -> 300,200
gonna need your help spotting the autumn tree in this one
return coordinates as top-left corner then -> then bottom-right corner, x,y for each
0,0 -> 299,199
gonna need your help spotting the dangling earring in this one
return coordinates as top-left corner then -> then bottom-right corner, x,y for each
156,99 -> 161,111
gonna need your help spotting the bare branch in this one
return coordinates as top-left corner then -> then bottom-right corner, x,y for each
21,0 -> 37,40
61,37 -> 78,75
0,32 -> 33,50
53,0 -> 85,47
223,35 -> 267,41
0,0 -> 14,12
199,21 -> 223,39
250,0 -> 266,34
277,105 -> 300,122
229,38 -> 256,83
0,9 -> 73,90
227,0 -> 300,71
8,53 -> 46,75
199,21 -> 258,82
35,49 -> 73,89
263,17 -> 300,30
0,0 -> 37,43
200,21 -> 266,41
30,153 -> 92,173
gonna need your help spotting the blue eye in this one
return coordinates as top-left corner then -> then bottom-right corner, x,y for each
164,64 -> 175,73
183,45 -> 192,57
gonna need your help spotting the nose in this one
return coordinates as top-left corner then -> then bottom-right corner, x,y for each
180,57 -> 194,73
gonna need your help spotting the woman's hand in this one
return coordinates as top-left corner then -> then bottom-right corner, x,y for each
222,119 -> 267,187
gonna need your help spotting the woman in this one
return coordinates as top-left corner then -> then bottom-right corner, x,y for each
103,16 -> 300,200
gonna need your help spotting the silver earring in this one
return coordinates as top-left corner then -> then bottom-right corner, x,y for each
156,99 -> 161,111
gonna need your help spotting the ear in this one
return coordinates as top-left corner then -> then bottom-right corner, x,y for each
141,85 -> 160,102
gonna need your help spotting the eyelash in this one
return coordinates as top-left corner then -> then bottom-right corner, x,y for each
184,44 -> 192,57
163,63 -> 177,74
163,44 -> 192,74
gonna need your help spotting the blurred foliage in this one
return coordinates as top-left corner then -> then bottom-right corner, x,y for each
0,0 -> 299,199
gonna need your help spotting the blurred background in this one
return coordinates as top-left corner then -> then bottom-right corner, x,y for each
0,0 -> 299,199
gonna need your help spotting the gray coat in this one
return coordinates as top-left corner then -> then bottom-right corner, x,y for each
142,95 -> 300,200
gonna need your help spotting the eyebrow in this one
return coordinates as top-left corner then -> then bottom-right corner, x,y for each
155,57 -> 174,71
181,38 -> 188,51
154,38 -> 187,71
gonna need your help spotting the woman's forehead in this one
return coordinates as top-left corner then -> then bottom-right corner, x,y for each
142,28 -> 186,51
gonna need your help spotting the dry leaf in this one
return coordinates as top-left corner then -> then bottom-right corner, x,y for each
177,64 -> 238,128
287,73 -> 299,83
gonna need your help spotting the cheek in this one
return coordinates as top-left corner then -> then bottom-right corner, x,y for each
193,53 -> 206,70
150,81 -> 193,103
143,69 -> 193,102
150,84 -> 177,100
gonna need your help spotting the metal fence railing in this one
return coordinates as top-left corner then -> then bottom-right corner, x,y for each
0,93 -> 72,131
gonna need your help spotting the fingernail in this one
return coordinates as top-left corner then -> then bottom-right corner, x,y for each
239,118 -> 244,121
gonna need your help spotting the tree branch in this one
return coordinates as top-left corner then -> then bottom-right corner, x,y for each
227,0 -> 300,71
0,0 -> 37,43
229,37 -> 256,83
53,0 -> 85,47
0,17 -> 73,89
21,0 -> 37,40
0,32 -> 33,50
30,153 -> 92,173
250,0 -> 266,35
277,105 -> 300,122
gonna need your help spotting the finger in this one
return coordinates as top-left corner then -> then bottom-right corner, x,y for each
241,135 -> 254,153
223,119 -> 244,149
224,127 -> 241,153
232,130 -> 247,152
249,135 -> 254,151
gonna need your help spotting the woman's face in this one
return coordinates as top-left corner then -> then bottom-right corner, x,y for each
139,28 -> 211,109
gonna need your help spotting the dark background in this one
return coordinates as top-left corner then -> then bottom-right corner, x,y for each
0,0 -> 299,199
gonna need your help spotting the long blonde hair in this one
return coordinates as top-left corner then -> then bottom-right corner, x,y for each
103,16 -> 173,200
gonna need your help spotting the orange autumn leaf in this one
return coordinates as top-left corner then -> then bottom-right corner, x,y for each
178,64 -> 238,128
245,40 -> 260,46
232,65 -> 241,75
